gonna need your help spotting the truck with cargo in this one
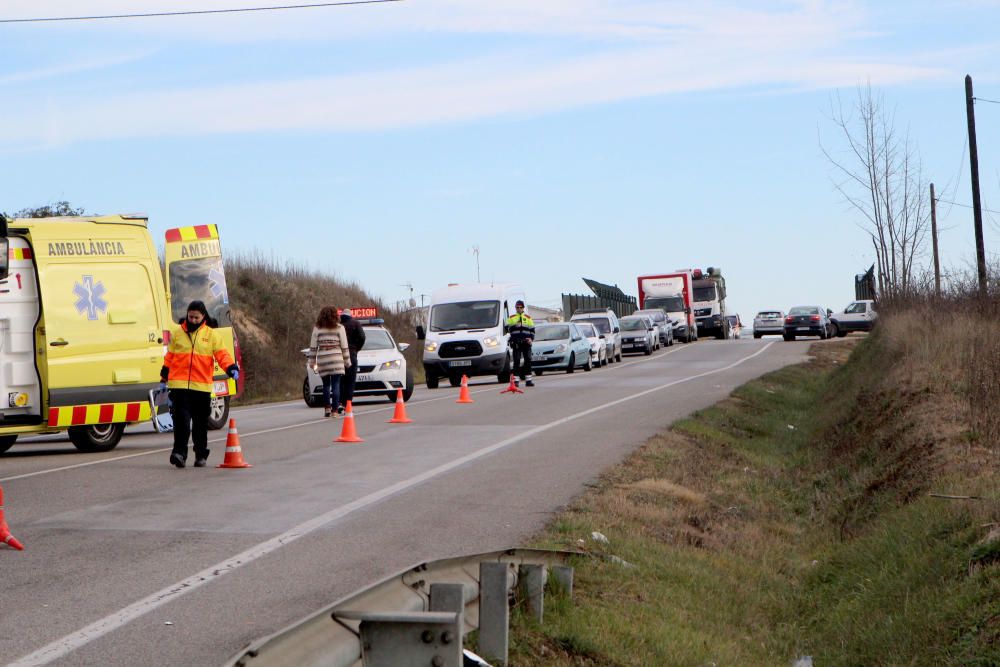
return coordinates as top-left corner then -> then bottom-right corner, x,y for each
636,271 -> 698,343
0,214 -> 242,454
690,267 -> 729,339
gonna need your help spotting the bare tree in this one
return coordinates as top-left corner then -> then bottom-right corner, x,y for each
822,85 -> 930,301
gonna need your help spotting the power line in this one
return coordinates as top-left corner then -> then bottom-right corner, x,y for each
0,0 -> 402,24
974,97 -> 1000,104
935,198 -> 1000,216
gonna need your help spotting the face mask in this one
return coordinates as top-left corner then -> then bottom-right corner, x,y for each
187,318 -> 204,330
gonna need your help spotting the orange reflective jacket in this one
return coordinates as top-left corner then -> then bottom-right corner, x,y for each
162,322 -> 236,393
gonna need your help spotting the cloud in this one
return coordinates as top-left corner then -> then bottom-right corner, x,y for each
0,50 -> 155,85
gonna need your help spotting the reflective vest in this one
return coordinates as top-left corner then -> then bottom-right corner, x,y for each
162,322 -> 235,393
506,313 -> 535,344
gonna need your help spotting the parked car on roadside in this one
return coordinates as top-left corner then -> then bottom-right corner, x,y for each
619,315 -> 656,355
633,308 -> 674,347
570,308 -> 622,363
530,323 -> 594,374
783,306 -> 834,341
830,299 -> 877,336
753,310 -> 785,338
573,321 -> 608,367
725,314 -> 743,339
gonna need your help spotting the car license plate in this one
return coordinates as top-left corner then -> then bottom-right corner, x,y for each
357,374 -> 373,383
532,355 -> 544,361
450,360 -> 472,367
797,327 -> 810,331
213,380 -> 229,395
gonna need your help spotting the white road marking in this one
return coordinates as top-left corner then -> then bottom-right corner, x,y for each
10,342 -> 772,666
1,343 -> 693,483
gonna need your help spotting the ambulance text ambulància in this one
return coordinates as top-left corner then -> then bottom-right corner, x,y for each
0,213 -> 242,454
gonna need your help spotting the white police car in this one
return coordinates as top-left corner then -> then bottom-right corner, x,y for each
302,318 -> 414,407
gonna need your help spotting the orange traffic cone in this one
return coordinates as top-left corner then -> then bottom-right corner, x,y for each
500,373 -> 524,395
217,419 -> 253,468
456,375 -> 475,404
387,389 -> 412,424
0,484 -> 24,551
335,401 -> 364,443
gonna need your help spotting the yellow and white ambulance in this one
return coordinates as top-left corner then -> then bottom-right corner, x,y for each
0,214 -> 241,454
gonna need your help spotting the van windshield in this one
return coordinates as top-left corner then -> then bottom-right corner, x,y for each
645,296 -> 685,312
573,317 -> 610,334
429,300 -> 500,331
170,257 -> 232,327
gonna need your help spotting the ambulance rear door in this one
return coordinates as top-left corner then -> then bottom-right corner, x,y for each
0,238 -> 43,432
163,225 -> 239,429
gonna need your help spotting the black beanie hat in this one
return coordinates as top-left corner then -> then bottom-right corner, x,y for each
186,300 -> 209,317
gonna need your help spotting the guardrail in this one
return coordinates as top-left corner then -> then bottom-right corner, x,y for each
225,548 -> 581,667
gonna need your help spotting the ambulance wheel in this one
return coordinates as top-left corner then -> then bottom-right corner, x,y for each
0,435 -> 16,454
69,423 -> 125,453
303,378 -> 323,408
206,396 -> 231,430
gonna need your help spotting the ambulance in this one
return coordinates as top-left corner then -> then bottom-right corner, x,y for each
0,214 -> 242,454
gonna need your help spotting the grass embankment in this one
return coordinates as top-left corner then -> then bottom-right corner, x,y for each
511,306 -> 1000,666
225,253 -> 422,403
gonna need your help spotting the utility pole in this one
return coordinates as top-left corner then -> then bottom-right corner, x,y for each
965,75 -> 988,297
930,182 -> 941,297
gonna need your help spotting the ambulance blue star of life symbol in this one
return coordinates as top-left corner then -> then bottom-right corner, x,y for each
73,275 -> 108,320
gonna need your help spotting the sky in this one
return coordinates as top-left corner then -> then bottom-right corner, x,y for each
2,0 -> 1000,321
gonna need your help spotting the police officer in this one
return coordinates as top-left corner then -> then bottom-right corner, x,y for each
505,300 -> 535,387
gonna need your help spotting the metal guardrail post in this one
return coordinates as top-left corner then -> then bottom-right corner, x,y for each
336,610 -> 461,667
518,564 -> 545,623
551,565 -> 574,598
478,562 -> 510,665
430,583 -> 465,636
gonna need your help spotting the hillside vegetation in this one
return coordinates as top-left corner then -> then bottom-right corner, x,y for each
226,253 -> 421,403
508,301 -> 1000,665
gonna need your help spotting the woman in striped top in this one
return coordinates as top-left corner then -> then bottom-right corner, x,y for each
309,306 -> 352,417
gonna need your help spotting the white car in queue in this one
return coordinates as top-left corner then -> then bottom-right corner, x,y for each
303,317 -> 414,407
573,321 -> 608,367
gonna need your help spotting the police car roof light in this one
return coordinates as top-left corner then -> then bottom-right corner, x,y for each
357,318 -> 385,326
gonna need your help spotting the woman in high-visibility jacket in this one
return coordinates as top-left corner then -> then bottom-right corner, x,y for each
160,300 -> 239,468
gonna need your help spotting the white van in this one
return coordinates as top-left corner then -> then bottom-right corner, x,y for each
416,283 -> 525,389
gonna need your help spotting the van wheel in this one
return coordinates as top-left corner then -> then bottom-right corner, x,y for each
615,351 -> 622,363
784,334 -> 795,341
207,396 -> 231,430
426,373 -> 439,390
497,354 -> 511,384
0,435 -> 16,454
303,378 -> 323,407
449,375 -> 462,388
69,423 -> 125,453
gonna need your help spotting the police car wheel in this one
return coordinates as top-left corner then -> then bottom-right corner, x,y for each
303,377 -> 323,408
68,423 -> 125,453
0,435 -> 16,454
403,371 -> 414,401
206,396 -> 231,430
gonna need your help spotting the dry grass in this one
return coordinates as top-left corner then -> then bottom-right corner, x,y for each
225,251 -> 422,402
510,307 -> 1000,666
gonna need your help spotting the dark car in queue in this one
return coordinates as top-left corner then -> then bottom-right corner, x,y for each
783,306 -> 834,341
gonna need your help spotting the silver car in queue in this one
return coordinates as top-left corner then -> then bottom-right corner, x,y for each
530,323 -> 595,374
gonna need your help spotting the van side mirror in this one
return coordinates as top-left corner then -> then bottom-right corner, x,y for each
415,325 -> 426,340
0,237 -> 8,281
613,327 -> 620,333
398,343 -> 410,352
